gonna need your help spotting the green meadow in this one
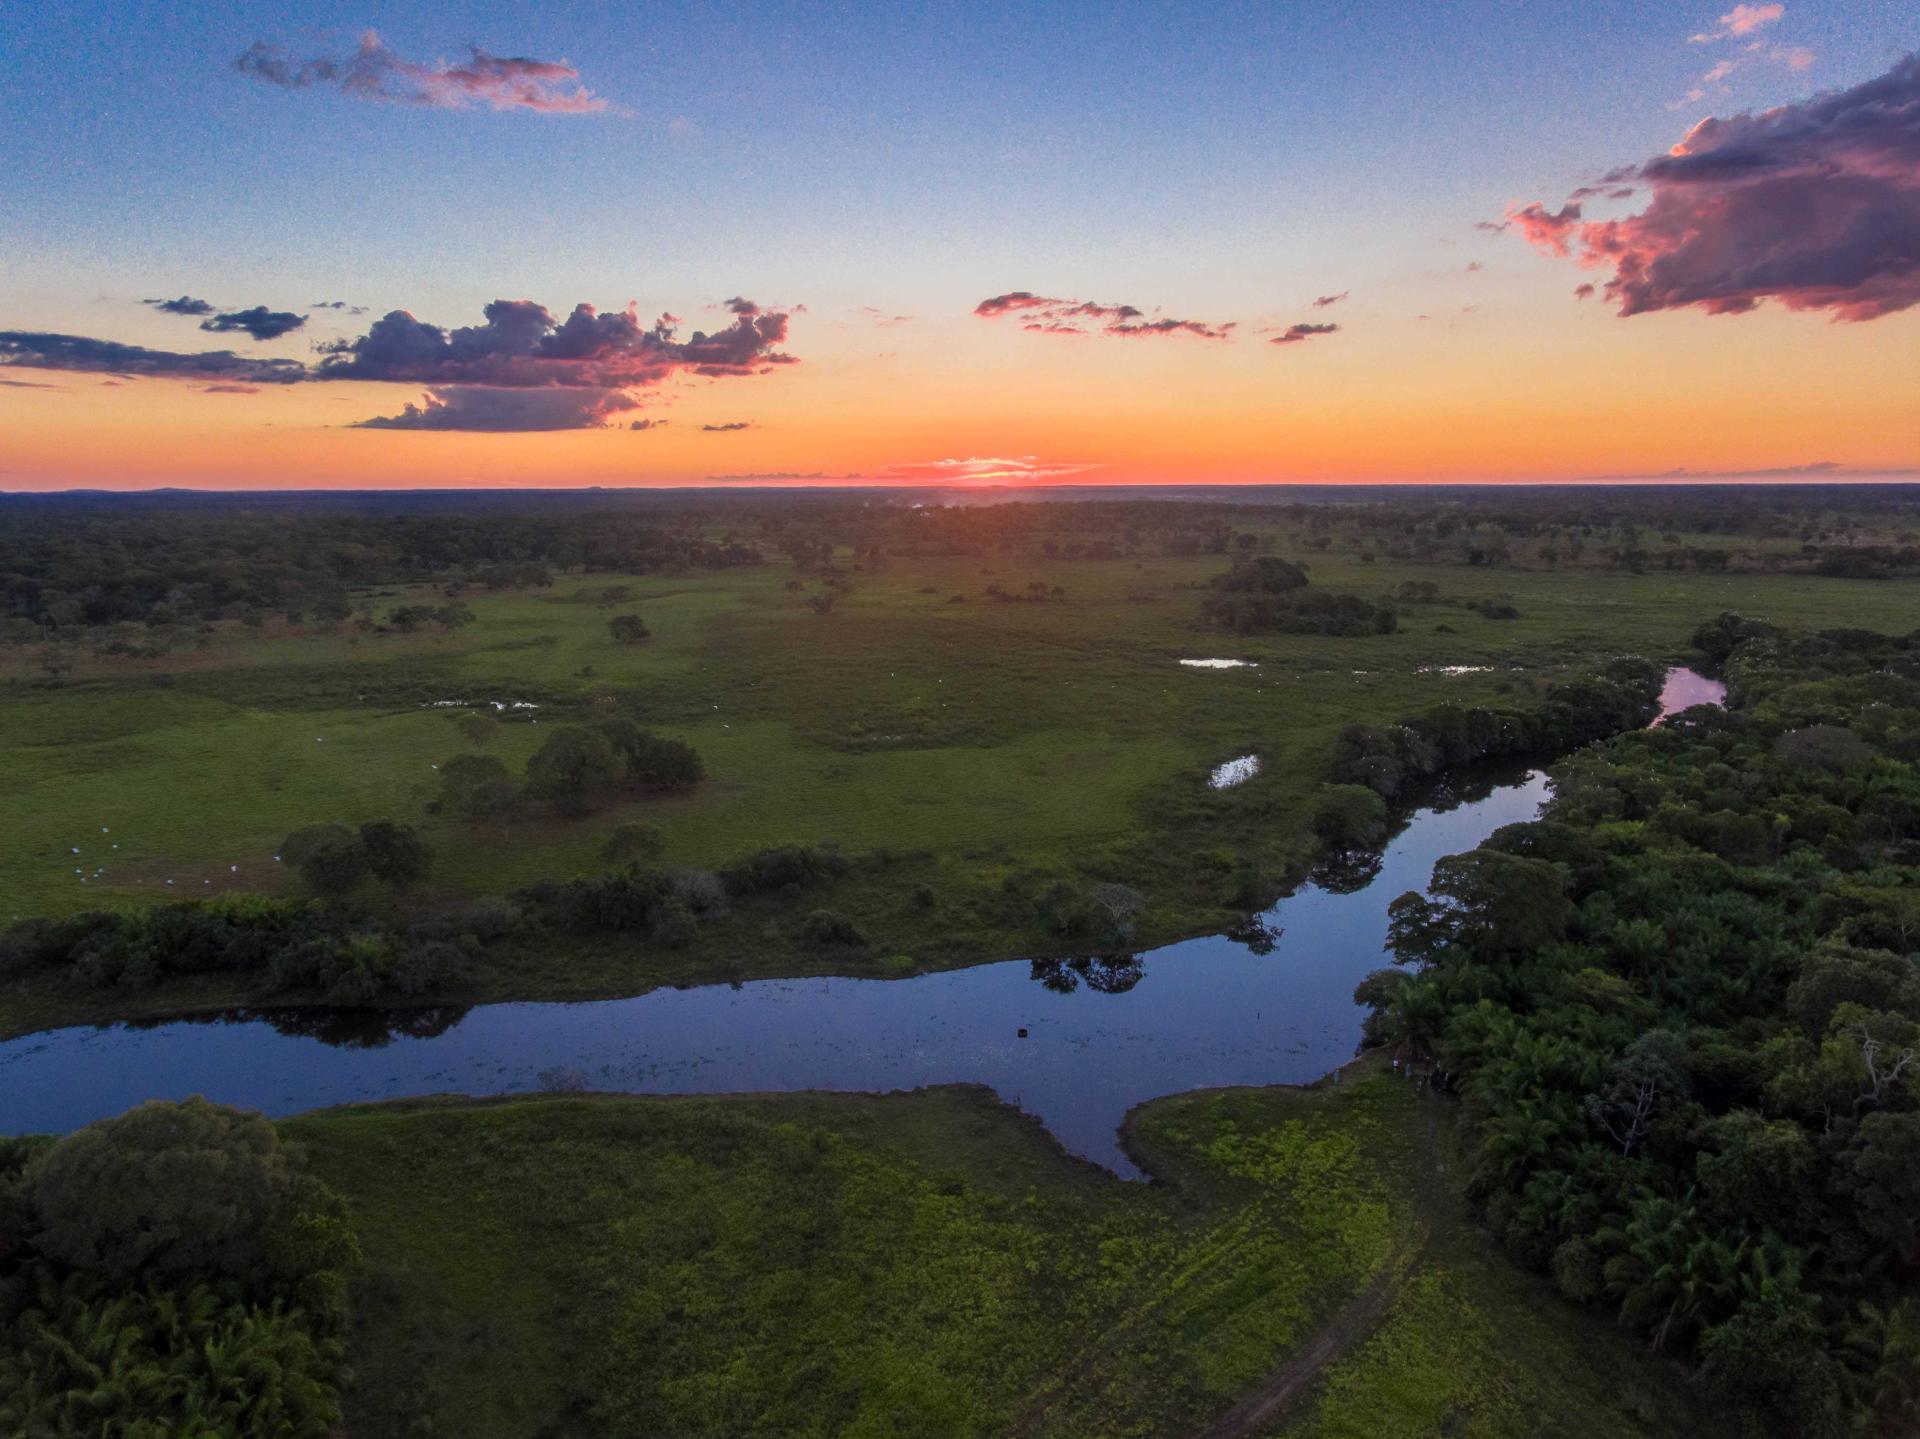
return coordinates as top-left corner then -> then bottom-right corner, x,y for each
282,1059 -> 1729,1438
7,541 -> 1920,1035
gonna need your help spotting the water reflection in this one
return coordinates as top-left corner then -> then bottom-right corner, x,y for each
1029,953 -> 1146,995
0,671 -> 1720,1176
120,1005 -> 475,1049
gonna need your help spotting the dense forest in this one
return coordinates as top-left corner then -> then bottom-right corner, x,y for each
0,1098 -> 357,1435
1359,617 -> 1920,1436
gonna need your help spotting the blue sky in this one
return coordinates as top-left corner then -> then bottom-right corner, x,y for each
1,2 -> 1917,486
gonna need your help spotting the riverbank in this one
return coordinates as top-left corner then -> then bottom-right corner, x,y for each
283,1060 -> 1730,1437
0,764 -> 1553,1164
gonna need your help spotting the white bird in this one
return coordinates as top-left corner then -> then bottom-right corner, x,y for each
71,847 -> 79,854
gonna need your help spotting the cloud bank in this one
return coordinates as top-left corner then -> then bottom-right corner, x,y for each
1509,55 -> 1920,320
2,296 -> 798,429
236,31 -> 608,114
0,332 -> 306,384
356,386 -> 641,431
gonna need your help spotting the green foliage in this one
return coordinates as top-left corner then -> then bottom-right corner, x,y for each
525,726 -> 624,816
436,752 -> 521,825
23,1098 -> 353,1292
289,1071 -> 1722,1439
796,907 -> 865,948
2,1098 -> 357,1436
1355,620 -> 1920,1435
357,819 -> 432,889
607,612 -> 651,645
1313,783 -> 1390,849
600,821 -> 666,867
281,821 -> 369,897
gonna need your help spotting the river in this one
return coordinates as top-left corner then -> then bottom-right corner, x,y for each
0,667 -> 1724,1176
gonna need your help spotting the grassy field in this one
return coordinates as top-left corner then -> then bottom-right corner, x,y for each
282,1059 -> 1728,1438
8,541 -> 1920,1036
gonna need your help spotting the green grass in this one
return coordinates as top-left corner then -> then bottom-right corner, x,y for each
8,543 -> 1920,1036
282,1061 -> 1729,1438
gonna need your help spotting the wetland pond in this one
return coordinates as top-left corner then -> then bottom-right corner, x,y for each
0,668 -> 1725,1177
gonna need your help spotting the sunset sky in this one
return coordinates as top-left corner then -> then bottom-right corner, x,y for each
2,2 -> 1917,489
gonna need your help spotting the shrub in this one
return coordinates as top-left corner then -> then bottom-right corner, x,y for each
721,844 -> 846,897
358,820 -> 432,888
280,823 -> 368,897
602,822 -> 667,867
526,726 -> 624,816
797,909 -> 865,948
23,1097 -> 354,1291
608,613 -> 651,644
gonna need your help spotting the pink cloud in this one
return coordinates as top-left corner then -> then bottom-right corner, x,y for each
1690,4 -> 1785,44
236,31 -> 609,114
1268,322 -> 1340,346
974,291 -> 1232,339
1506,201 -> 1584,257
1510,55 -> 1920,321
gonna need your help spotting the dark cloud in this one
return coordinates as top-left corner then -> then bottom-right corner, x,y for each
0,332 -> 306,384
628,418 -> 668,431
199,383 -> 261,394
310,300 -> 368,314
5,295 -> 797,430
701,421 -> 753,432
1574,283 -> 1597,300
200,306 -> 308,342
236,31 -> 608,114
1312,291 -> 1349,308
1269,322 -> 1340,346
144,295 -> 215,316
974,291 -> 1232,339
314,299 -> 795,388
1513,55 -> 1920,319
355,386 -> 642,431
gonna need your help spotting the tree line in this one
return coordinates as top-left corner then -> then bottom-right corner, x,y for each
1356,618 -> 1920,1435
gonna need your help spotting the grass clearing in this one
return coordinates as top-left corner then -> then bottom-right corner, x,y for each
284,1060 -> 1728,1438
8,542 -> 1920,1035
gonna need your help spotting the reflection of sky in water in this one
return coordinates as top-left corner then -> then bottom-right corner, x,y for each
0,672 -> 1713,1176
0,774 -> 1547,1177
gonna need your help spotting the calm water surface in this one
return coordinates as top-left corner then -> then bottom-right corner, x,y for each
0,669 -> 1720,1175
